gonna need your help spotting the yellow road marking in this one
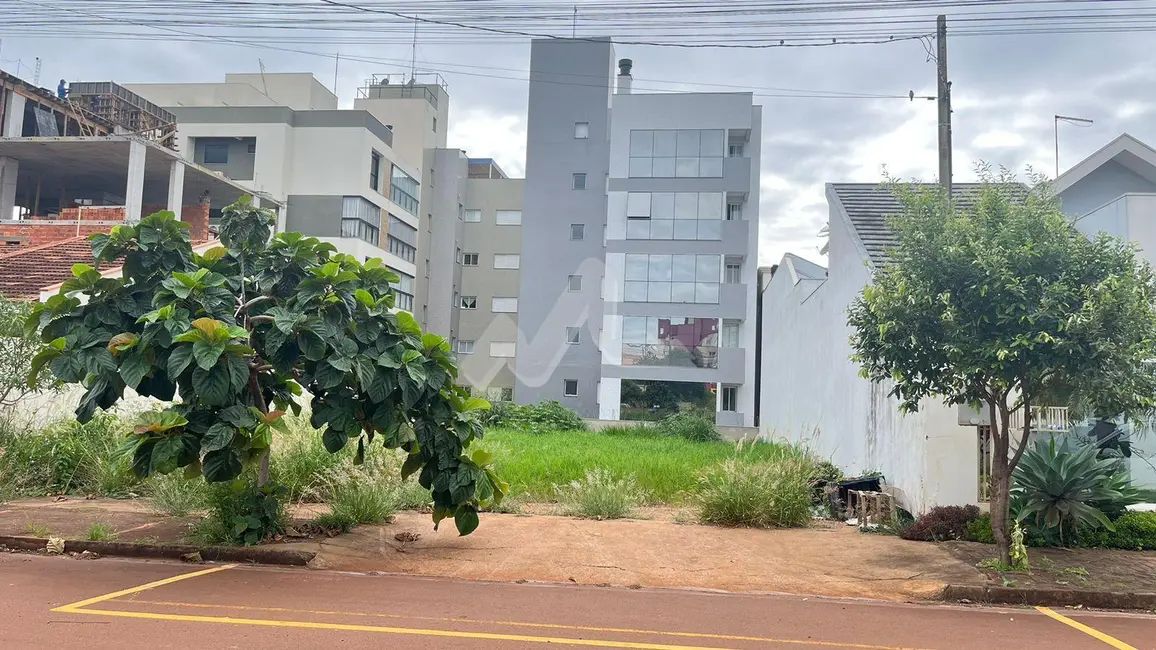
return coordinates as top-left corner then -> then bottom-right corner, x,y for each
1035,607 -> 1139,650
108,598 -> 927,650
52,564 -> 237,612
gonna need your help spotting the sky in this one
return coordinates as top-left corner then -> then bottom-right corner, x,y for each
1,0 -> 1154,267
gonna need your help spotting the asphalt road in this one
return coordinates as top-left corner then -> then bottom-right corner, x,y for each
2,553 -> 1152,650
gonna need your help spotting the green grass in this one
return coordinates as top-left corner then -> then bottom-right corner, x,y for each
484,428 -> 798,504
25,521 -> 50,537
146,472 -> 209,517
85,522 -> 116,541
555,468 -> 644,519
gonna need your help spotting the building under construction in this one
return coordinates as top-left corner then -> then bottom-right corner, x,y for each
1,70 -> 113,138
67,81 -> 177,148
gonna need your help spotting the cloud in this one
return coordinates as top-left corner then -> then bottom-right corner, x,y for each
448,109 -> 527,177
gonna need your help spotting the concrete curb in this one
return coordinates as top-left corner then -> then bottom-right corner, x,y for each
942,584 -> 1156,610
0,535 -> 316,566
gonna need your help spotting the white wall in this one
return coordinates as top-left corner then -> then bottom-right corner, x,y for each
125,82 -> 277,108
760,200 -> 976,513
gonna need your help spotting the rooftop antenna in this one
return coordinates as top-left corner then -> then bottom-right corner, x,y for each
333,51 -> 340,98
33,57 -> 41,85
572,6 -> 578,37
409,15 -> 418,83
257,59 -> 270,96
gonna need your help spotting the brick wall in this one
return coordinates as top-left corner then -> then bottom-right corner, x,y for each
182,202 -> 210,242
0,201 -> 212,247
0,223 -> 112,246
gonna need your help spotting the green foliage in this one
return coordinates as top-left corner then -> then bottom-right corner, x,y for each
0,295 -> 57,413
85,522 -> 115,541
480,400 -> 586,434
27,198 -> 502,535
808,459 -> 844,513
25,522 -> 50,537
967,513 -> 996,544
0,413 -> 135,497
269,413 -> 349,503
1010,520 -> 1029,571
1013,438 -> 1156,538
598,423 -> 659,438
486,428 -> 800,503
554,468 -> 644,520
195,476 -> 287,546
313,478 -> 399,534
899,505 -> 981,542
696,454 -> 815,528
146,472 -> 209,517
654,412 -> 720,442
848,169 -> 1156,562
1077,512 -> 1156,550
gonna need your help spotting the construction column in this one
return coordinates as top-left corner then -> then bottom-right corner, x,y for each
0,157 -> 17,219
125,140 -> 146,222
166,159 -> 185,214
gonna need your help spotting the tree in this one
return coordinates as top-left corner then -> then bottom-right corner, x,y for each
27,198 -> 505,536
0,295 -> 57,417
848,169 -> 1156,564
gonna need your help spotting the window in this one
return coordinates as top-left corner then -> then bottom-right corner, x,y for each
721,385 -> 738,412
572,173 -> 587,190
387,215 -> 417,263
391,270 -> 415,312
566,327 -> 581,344
461,252 -> 479,266
492,297 -> 518,313
726,203 -> 742,221
574,122 -> 589,139
457,340 -> 475,355
389,165 -> 419,215
370,151 -> 383,191
464,209 -> 482,223
432,116 -> 437,133
494,254 -> 521,269
340,196 -> 382,246
725,261 -> 742,284
625,192 -> 723,241
721,320 -> 740,348
621,317 -> 719,369
623,254 -> 721,304
728,143 -> 744,158
563,379 -> 579,397
486,386 -> 514,402
460,296 -> 478,310
629,129 -> 724,178
496,210 -> 522,225
246,142 -> 257,154
568,275 -> 582,292
570,224 -> 585,240
490,342 -> 516,358
203,143 -> 229,164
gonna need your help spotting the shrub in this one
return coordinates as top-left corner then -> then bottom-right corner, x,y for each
696,457 -> 814,528
146,472 -> 209,517
0,413 -> 135,497
967,513 -> 996,544
808,459 -> 843,514
554,468 -> 643,520
899,505 -> 980,541
1077,512 -> 1156,550
193,475 -> 286,546
312,465 -> 400,533
481,401 -> 586,433
655,412 -> 720,443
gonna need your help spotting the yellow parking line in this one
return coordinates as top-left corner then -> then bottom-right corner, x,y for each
108,598 -> 928,650
1035,607 -> 1139,650
52,564 -> 237,612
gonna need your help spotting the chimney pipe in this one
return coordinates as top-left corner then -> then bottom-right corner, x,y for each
617,58 -> 633,94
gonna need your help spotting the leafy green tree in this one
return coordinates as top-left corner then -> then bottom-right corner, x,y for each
848,170 -> 1156,564
27,198 -> 505,536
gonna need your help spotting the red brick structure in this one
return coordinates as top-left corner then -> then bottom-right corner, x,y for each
0,201 -> 210,248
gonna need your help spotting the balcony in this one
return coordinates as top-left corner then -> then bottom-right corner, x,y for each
1008,406 -> 1070,433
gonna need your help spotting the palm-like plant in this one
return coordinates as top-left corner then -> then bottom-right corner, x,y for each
1012,438 -> 1154,540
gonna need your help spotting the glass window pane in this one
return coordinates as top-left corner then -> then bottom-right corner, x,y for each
624,281 -> 648,302
629,157 -> 652,178
672,255 -> 696,281
696,255 -> 721,281
698,193 -> 723,219
623,317 -> 647,344
672,282 -> 696,303
651,157 -> 676,177
676,158 -> 699,177
674,193 -> 698,219
650,219 -> 674,240
676,129 -> 700,156
674,220 -> 698,240
653,130 -> 677,157
648,254 -> 672,281
699,157 -> 724,178
696,282 -> 720,303
648,281 -> 671,302
629,130 -> 653,156
651,193 -> 675,218
700,130 -> 725,157
626,219 -> 650,240
697,220 -> 722,240
626,192 -> 651,217
645,317 -> 660,344
625,254 -> 649,280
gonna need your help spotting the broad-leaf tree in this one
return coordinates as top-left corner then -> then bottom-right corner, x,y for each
27,197 -> 505,535
848,169 -> 1156,564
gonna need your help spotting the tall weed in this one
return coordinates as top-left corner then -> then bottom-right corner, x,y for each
555,468 -> 644,520
697,453 -> 815,528
0,413 -> 135,497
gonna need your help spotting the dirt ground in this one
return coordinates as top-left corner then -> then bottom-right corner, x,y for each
0,497 -> 201,543
943,540 -> 1156,593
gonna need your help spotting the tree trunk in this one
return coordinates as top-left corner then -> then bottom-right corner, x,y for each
990,400 -> 1013,565
248,368 -> 271,488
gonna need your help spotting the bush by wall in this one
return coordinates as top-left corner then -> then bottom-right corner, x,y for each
654,412 -> 720,443
697,456 -> 814,528
481,401 -> 587,433
899,505 -> 981,542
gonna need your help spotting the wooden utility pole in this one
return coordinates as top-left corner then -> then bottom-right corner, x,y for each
936,15 -> 952,196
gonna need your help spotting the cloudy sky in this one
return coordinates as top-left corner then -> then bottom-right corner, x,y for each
2,0 -> 1153,266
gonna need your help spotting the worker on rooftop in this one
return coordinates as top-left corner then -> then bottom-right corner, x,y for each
57,79 -> 67,100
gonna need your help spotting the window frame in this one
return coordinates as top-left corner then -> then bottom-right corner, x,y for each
566,327 -> 581,345
456,340 -> 475,355
370,150 -> 383,191
572,172 -> 587,190
489,341 -> 516,358
463,209 -> 482,223
494,254 -> 521,270
574,122 -> 589,139
202,142 -> 230,164
461,252 -> 479,266
460,296 -> 478,310
495,210 -> 522,226
491,297 -> 518,313
570,223 -> 585,240
567,275 -> 582,292
563,379 -> 579,397
721,385 -> 738,412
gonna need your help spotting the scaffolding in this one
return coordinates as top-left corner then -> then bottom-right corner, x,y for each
66,81 -> 177,148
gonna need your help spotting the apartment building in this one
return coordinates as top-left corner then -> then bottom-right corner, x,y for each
514,39 -> 762,427
127,73 -> 423,307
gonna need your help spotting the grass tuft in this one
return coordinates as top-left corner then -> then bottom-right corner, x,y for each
555,468 -> 644,520
696,452 -> 815,528
85,522 -> 116,541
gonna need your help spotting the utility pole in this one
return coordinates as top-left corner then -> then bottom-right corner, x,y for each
936,15 -> 952,196
1054,115 -> 1094,177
